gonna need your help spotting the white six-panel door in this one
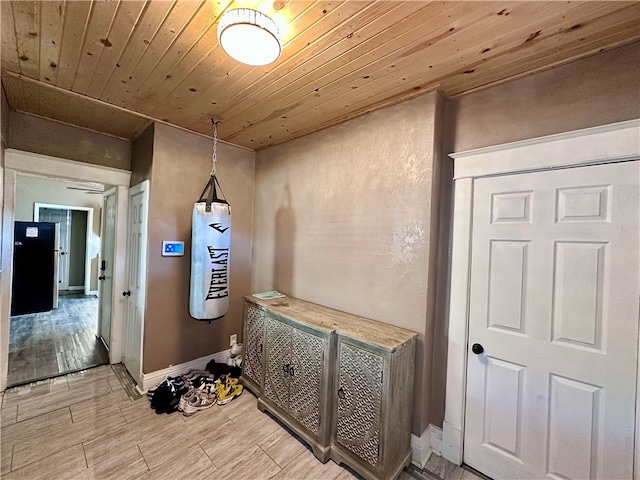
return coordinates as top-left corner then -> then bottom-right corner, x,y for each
123,181 -> 149,387
464,161 -> 639,479
39,208 -> 71,291
98,188 -> 117,349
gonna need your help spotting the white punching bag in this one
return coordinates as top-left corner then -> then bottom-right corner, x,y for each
190,175 -> 231,321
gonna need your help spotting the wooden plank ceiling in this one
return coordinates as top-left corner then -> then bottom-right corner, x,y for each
2,1 -> 640,150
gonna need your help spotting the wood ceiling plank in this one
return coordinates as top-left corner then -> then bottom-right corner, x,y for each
219,1 -> 499,139
223,1 -> 629,143
21,75 -> 41,116
35,80 -> 147,139
121,0 -> 220,108
210,1 -> 384,108
193,1 -> 427,134
171,1 -> 406,129
443,3 -> 640,95
337,1 -> 611,101
1,74 -> 26,112
251,23 -> 640,149
147,0 -> 325,126
445,24 -> 640,97
71,0 -> 119,95
1,1 -> 21,73
55,0 -> 93,90
102,0 -> 212,106
214,2 -> 471,138
137,1 -> 231,119
147,0 -> 363,124
11,0 -> 40,78
3,0 -> 639,149
85,0 -> 148,99
39,1 -> 65,85
97,0 -> 178,102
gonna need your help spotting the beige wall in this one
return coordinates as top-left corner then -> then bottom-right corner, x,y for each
254,92 -> 445,434
131,124 -> 154,186
141,123 -> 255,373
8,111 -> 131,170
445,41 -> 640,153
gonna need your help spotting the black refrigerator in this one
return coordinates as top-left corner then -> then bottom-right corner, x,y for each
11,221 -> 57,316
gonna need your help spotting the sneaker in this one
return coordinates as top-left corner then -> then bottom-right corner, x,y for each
177,387 -> 198,412
216,376 -> 243,405
182,388 -> 216,416
230,342 -> 243,356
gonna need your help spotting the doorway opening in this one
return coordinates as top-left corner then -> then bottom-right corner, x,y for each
1,149 -> 132,392
34,203 -> 96,297
7,180 -> 109,387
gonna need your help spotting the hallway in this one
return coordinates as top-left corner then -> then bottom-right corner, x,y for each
7,293 -> 109,387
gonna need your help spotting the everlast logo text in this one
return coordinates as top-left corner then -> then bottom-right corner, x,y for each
206,247 -> 229,300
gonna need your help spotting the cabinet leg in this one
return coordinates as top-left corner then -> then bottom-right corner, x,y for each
310,444 -> 331,464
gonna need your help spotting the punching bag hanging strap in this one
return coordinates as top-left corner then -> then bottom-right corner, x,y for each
196,120 -> 228,212
197,176 -> 217,212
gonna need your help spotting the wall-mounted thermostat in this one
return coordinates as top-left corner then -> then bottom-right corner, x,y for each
162,241 -> 184,256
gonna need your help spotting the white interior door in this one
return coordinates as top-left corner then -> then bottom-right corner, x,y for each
40,208 -> 71,290
464,161 -> 639,479
98,188 -> 117,349
52,223 -> 60,308
123,181 -> 149,387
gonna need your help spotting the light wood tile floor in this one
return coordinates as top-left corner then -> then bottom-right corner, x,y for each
0,365 -> 486,480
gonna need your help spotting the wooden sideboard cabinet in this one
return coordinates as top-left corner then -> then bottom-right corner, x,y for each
241,303 -> 265,392
241,295 -> 417,480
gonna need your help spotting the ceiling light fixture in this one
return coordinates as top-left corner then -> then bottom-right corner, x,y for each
217,8 -> 281,66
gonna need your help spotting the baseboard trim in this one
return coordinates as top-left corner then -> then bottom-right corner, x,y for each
139,349 -> 230,393
411,424 -> 442,469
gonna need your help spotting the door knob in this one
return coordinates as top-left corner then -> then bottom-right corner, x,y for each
122,290 -> 131,297
98,276 -> 106,280
471,343 -> 484,355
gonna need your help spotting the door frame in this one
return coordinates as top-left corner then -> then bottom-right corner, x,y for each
34,203 -> 94,296
0,149 -> 131,391
123,180 -> 150,390
442,119 -> 640,470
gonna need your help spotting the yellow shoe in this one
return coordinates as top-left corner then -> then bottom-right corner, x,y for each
217,378 -> 243,405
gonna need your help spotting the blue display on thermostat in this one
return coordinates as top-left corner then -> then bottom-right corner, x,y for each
162,241 -> 184,256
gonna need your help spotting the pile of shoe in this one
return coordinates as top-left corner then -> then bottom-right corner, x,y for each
147,367 -> 243,416
179,371 -> 244,416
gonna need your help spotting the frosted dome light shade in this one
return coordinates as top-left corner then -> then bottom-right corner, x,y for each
217,8 -> 281,66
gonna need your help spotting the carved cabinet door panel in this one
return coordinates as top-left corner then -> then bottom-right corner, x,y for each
263,316 -> 292,411
243,305 -> 265,388
335,341 -> 384,468
289,328 -> 324,435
